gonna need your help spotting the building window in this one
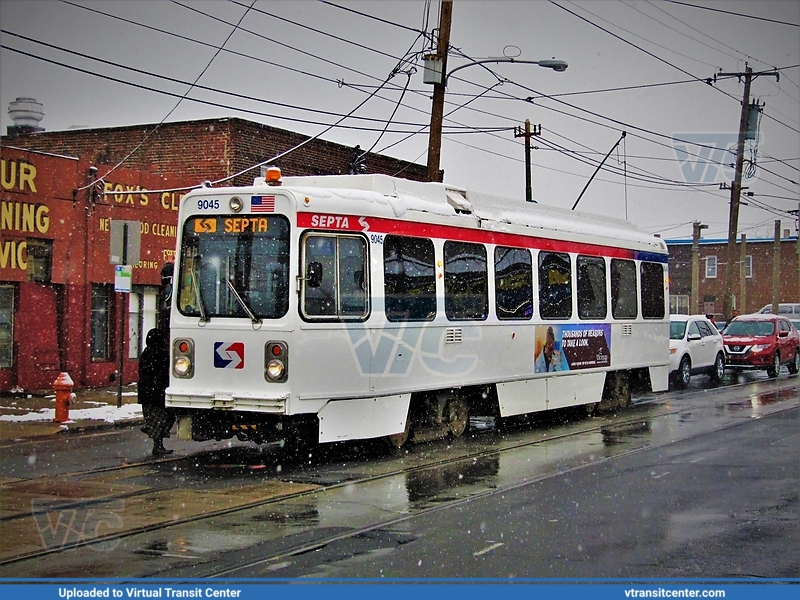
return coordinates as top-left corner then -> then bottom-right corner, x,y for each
744,255 -> 752,278
0,286 -> 14,368
26,238 -> 53,283
705,255 -> 717,278
128,292 -> 141,360
91,284 -> 113,361
670,295 -> 690,315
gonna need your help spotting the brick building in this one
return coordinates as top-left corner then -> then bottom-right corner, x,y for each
1,117 -> 426,391
665,234 -> 800,318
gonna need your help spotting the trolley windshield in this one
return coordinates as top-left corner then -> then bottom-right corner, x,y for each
176,215 -> 290,320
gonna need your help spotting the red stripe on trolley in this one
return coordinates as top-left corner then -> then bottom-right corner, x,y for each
297,212 -> 644,259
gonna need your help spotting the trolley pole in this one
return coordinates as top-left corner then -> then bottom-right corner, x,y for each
515,120 -> 541,202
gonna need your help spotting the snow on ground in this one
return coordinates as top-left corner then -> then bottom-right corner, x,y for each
0,392 -> 142,423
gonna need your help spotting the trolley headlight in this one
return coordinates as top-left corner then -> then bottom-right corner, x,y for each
229,196 -> 243,212
264,341 -> 288,382
173,338 -> 195,378
266,359 -> 284,380
174,356 -> 192,376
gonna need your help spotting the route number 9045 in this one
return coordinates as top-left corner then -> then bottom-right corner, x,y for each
197,199 -> 220,210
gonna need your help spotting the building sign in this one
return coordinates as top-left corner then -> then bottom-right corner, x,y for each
114,265 -> 132,292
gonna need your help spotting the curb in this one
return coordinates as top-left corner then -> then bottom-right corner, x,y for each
56,417 -> 146,436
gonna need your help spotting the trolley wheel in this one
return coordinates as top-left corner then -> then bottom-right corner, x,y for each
387,416 -> 412,449
447,396 -> 469,438
584,402 -> 598,417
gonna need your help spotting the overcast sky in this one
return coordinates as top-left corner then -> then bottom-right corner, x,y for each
1,0 -> 798,240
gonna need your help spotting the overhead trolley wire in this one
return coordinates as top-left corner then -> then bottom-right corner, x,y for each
664,1 -> 800,27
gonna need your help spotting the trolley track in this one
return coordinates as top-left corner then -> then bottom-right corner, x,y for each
1,376 -> 797,575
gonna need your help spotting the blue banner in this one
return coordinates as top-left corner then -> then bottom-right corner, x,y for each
0,581 -> 797,600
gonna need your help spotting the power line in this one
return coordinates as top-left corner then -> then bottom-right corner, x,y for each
551,1 -> 800,135
665,1 -> 800,27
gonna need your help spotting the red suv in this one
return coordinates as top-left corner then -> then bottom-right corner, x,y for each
722,314 -> 800,377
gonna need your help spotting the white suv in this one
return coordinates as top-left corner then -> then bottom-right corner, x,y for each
669,314 -> 725,388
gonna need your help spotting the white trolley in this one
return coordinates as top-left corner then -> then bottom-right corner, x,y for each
167,169 -> 669,448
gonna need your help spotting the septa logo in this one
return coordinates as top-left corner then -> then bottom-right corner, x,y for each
214,342 -> 244,369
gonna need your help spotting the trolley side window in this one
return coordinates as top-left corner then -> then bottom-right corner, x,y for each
444,241 -> 488,321
577,255 -> 607,320
495,246 -> 533,320
301,233 -> 369,320
538,251 -> 572,319
384,235 -> 436,322
611,258 -> 638,319
640,261 -> 666,319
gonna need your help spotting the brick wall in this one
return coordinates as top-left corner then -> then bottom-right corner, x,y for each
667,238 -> 800,315
2,117 -> 427,186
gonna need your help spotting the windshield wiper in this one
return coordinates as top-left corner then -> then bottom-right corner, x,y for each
225,278 -> 262,325
189,262 -> 209,323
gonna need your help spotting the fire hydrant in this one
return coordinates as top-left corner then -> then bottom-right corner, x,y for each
53,372 -> 74,423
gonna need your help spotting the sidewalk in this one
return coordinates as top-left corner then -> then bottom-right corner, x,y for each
0,385 -> 144,443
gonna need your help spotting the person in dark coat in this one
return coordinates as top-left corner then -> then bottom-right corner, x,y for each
138,328 -> 175,456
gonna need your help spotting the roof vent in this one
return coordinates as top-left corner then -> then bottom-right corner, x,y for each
7,97 -> 45,134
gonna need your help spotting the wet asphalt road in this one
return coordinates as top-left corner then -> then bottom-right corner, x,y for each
0,371 -> 797,579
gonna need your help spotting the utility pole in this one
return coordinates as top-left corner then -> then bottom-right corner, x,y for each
715,64 -> 778,320
772,220 -> 781,314
720,65 -> 752,322
426,0 -> 453,183
515,120 -> 541,202
739,234 -> 747,315
691,221 -> 708,314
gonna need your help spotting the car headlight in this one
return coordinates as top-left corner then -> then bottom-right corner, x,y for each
751,344 -> 771,352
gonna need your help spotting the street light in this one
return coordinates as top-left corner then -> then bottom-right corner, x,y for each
440,57 -> 568,84
424,55 -> 568,182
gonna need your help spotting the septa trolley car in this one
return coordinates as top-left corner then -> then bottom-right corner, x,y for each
167,168 -> 669,448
